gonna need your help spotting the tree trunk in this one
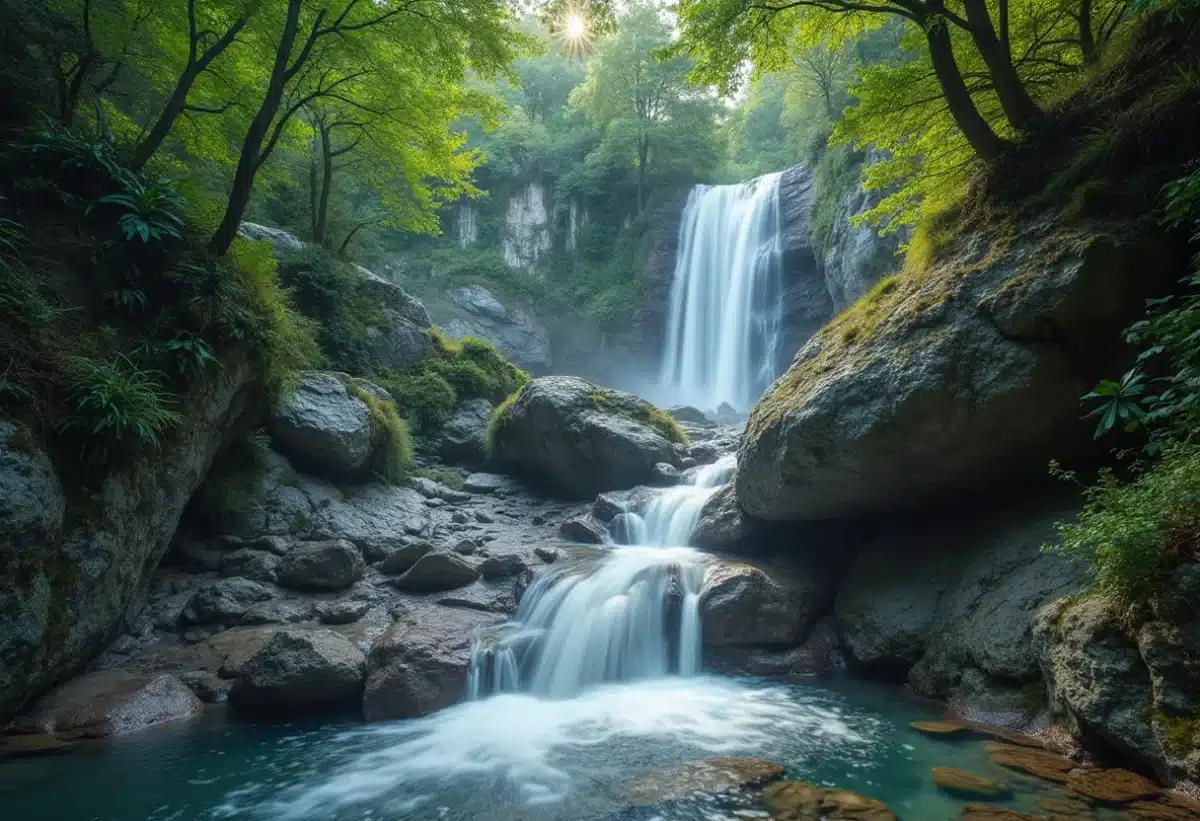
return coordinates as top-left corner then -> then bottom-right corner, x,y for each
314,124 -> 333,245
923,19 -> 1005,161
208,0 -> 303,256
636,136 -> 648,214
962,0 -> 1042,131
1078,0 -> 1098,66
130,65 -> 202,169
308,146 -> 319,240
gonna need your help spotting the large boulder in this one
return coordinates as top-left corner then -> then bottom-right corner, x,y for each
700,557 -> 835,648
365,312 -> 431,371
737,220 -> 1176,521
356,265 -> 432,327
439,398 -> 494,466
311,483 -> 429,561
268,372 -> 382,478
275,539 -> 365,592
442,284 -> 551,374
489,376 -> 685,499
363,606 -> 500,720
691,484 -> 745,551
179,578 -> 277,627
393,551 -> 479,592
12,671 -> 201,737
229,629 -> 366,716
0,358 -> 255,723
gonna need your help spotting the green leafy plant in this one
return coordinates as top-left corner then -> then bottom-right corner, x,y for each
1084,368 -> 1148,438
64,355 -> 180,451
25,124 -> 123,183
89,171 -> 186,243
159,333 -> 219,377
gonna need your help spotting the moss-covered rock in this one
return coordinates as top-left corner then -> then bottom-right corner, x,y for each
487,376 -> 686,499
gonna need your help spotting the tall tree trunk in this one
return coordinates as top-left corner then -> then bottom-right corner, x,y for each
209,0 -> 303,256
923,18 -> 1005,161
962,0 -> 1042,131
308,144 -> 319,240
1078,0 -> 1098,65
314,123 -> 333,244
636,136 -> 648,214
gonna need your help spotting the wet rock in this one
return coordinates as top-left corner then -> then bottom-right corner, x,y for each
365,311 -> 431,371
393,552 -> 480,592
439,398 -> 494,466
311,483 -> 428,558
463,472 -> 513,494
230,630 -> 366,716
241,599 -> 312,625
1039,797 -> 1093,818
764,781 -> 895,821
701,559 -> 827,648
12,671 -> 201,737
1129,794 -> 1200,821
489,376 -> 684,499
219,549 -> 279,584
479,554 -> 528,580
650,462 -> 681,486
932,767 -> 1009,798
1066,768 -> 1160,803
363,607 -> 501,720
357,265 -> 432,326
910,720 -> 970,736
691,483 -> 745,551
378,542 -> 433,575
474,511 -> 494,524
560,514 -> 606,544
194,450 -> 339,540
986,742 -> 1075,782
961,806 -> 1042,821
0,734 -> 77,759
626,757 -> 784,805
179,578 -> 276,627
268,372 -> 378,478
238,221 -> 305,252
276,539 -> 364,592
534,546 -> 559,563
668,406 -> 717,426
178,671 -> 232,704
592,492 -> 626,522
315,599 -> 371,625
443,284 -> 551,373
171,533 -> 225,572
453,538 -> 478,555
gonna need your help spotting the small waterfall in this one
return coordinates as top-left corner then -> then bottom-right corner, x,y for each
658,172 -> 785,411
469,457 -> 738,700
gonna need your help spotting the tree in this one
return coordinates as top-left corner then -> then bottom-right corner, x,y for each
570,1 -> 719,213
791,43 -> 855,119
207,0 -> 527,255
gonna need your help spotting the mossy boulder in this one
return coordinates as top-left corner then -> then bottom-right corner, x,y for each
736,219 -> 1179,521
487,376 -> 687,499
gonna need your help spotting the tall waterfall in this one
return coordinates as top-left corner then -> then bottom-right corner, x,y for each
658,172 -> 785,411
468,459 -> 736,700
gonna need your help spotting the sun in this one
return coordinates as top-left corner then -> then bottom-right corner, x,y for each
565,13 -> 586,40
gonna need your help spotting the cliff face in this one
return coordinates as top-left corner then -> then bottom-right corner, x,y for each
0,358 -> 257,721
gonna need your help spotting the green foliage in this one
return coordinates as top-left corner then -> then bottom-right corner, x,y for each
347,382 -> 413,484
88,170 -> 186,243
1084,369 -> 1148,438
276,245 -> 375,374
809,144 -> 865,260
373,367 -> 458,436
413,466 -> 466,490
64,355 -> 180,452
484,388 -> 523,457
1049,444 -> 1200,607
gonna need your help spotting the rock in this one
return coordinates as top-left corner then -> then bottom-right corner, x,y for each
409,477 -> 443,498
764,780 -> 896,821
1039,797 -> 1093,818
365,311 -> 431,371
701,558 -> 831,648
229,630 -> 365,716
453,538 -> 478,555
714,402 -> 742,425
275,539 -> 365,591
607,512 -> 643,544
241,599 -> 312,625
0,358 -> 254,723
626,757 -> 784,805
961,806 -> 1042,821
691,483 -> 745,551
439,398 -> 494,466
463,472 -> 513,494
178,671 -> 233,704
0,734 -> 77,759
474,511 -> 494,524
379,541 -> 433,575
238,221 -> 305,252
12,671 -> 201,737
650,462 -> 681,486
737,222 -> 1170,522
315,599 -> 371,625
479,554 -> 527,580
706,620 -> 845,678
1129,795 -> 1200,821
357,265 -> 432,327
219,549 -> 279,584
911,720 -> 970,736
534,546 -> 559,563
194,449 -> 339,540
531,514 -> 546,526
393,552 -> 480,592
592,491 -> 626,522
668,405 -> 717,426
179,578 -> 277,627
442,284 -> 551,374
268,372 -> 379,478
363,607 -> 500,720
932,767 -> 1009,798
985,742 -> 1075,783
311,483 -> 428,557
1066,768 -> 1160,803
489,376 -> 684,499
560,514 -> 606,544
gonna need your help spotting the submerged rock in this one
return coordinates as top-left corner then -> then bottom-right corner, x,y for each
12,671 -> 201,737
363,607 -> 501,720
764,780 -> 896,821
931,767 -> 1009,799
1066,768 -> 1160,803
229,630 -> 365,716
985,742 -> 1075,783
626,757 -> 784,806
489,376 -> 684,499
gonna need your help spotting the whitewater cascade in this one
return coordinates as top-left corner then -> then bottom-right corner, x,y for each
467,459 -> 734,700
658,172 -> 785,411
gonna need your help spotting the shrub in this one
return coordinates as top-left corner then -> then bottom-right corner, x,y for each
372,367 -> 457,436
88,170 -> 186,244
1050,444 -> 1200,608
64,355 -> 180,452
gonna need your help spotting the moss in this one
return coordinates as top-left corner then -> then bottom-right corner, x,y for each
1157,711 -> 1200,757
584,390 -> 688,446
413,467 -> 466,490
347,382 -> 413,484
485,388 -> 523,458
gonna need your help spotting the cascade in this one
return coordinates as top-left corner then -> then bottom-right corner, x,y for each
658,172 -> 785,411
467,457 -> 736,700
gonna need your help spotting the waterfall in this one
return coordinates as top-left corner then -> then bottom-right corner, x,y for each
658,172 -> 785,411
468,458 -> 737,700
